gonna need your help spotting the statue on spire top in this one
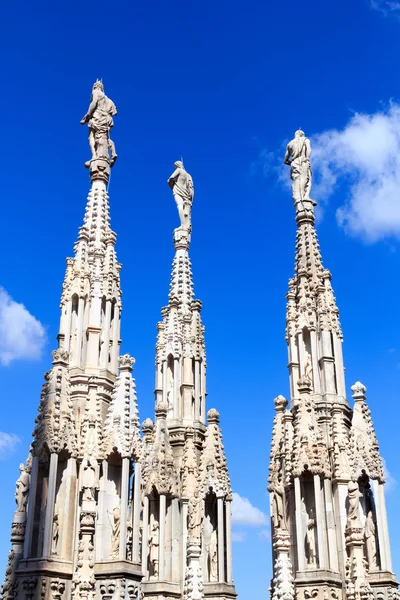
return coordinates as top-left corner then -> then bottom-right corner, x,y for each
168,161 -> 194,231
80,80 -> 118,169
284,130 -> 315,212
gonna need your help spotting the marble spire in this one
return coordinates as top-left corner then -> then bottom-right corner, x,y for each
1,83 -> 143,600
139,163 -> 236,600
268,131 -> 398,600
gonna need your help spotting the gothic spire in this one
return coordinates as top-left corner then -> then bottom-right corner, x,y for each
58,81 -> 122,375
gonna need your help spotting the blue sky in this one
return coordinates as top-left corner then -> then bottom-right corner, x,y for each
1,0 -> 400,597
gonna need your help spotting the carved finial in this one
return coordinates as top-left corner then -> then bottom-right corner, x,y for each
80,81 -> 118,182
118,354 -> 135,372
155,400 -> 168,419
274,395 -> 288,412
142,418 -> 154,436
207,408 -> 220,424
351,381 -> 367,401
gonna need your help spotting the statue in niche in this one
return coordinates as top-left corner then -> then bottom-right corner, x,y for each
347,481 -> 361,525
305,507 -> 317,567
167,161 -> 194,231
365,510 -> 378,570
284,130 -> 315,210
51,513 -> 59,556
304,351 -> 313,385
15,463 -> 30,512
204,512 -> 218,582
109,506 -> 121,559
271,475 -> 286,529
148,521 -> 159,579
81,456 -> 98,502
80,80 -> 118,168
188,489 -> 203,540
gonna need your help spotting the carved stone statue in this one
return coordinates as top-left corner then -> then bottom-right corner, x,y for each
304,351 -> 313,385
271,477 -> 286,529
204,513 -> 218,582
284,130 -> 314,209
51,513 -> 59,556
305,507 -> 317,567
188,489 -> 203,539
347,481 -> 361,524
167,161 -> 194,231
148,522 -> 159,579
15,463 -> 30,512
110,506 -> 121,559
80,456 -> 98,502
365,510 -> 378,570
80,80 -> 117,168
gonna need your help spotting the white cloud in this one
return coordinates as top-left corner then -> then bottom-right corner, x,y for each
0,287 -> 46,366
232,531 -> 246,543
231,492 -> 268,527
0,432 -> 21,459
382,458 -> 397,492
311,103 -> 400,242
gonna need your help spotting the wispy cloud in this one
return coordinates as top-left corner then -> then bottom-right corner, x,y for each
231,492 -> 268,526
0,287 -> 46,366
0,432 -> 21,459
370,0 -> 400,18
382,458 -> 397,492
232,531 -> 246,543
259,527 -> 271,542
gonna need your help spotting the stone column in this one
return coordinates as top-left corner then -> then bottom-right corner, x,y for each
159,494 -> 166,581
42,453 -> 58,557
142,496 -> 149,576
75,297 -> 85,367
333,335 -> 346,398
378,482 -> 392,571
194,360 -> 201,421
63,300 -> 72,353
132,463 -> 141,563
60,457 -> 77,560
313,474 -> 328,568
225,499 -> 233,584
294,477 -> 305,571
310,330 -> 321,393
324,478 -> 339,571
200,361 -> 206,423
23,456 -> 39,559
119,457 -> 130,560
171,498 -> 180,582
173,357 -> 180,418
162,360 -> 168,405
100,301 -> 112,369
110,303 -> 120,374
372,480 -> 389,570
320,330 -> 336,394
217,497 -> 225,583
334,481 -> 348,574
181,499 -> 189,584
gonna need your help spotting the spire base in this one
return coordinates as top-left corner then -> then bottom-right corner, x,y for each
86,158 -> 112,184
173,227 -> 191,251
295,199 -> 316,226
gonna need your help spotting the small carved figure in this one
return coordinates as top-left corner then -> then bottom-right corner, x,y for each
109,506 -> 121,559
365,510 -> 378,570
148,522 -> 159,579
305,507 -> 317,567
80,80 -> 118,168
167,161 -> 194,231
188,489 -> 203,539
15,463 -> 30,512
81,456 -> 98,502
204,513 -> 218,582
284,130 -> 315,209
304,351 -> 313,385
271,476 -> 286,529
347,481 -> 361,524
51,513 -> 59,556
